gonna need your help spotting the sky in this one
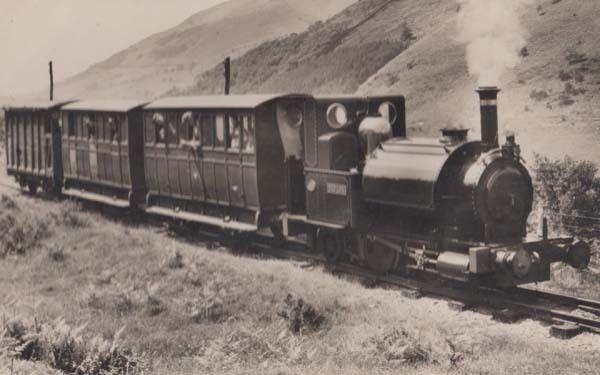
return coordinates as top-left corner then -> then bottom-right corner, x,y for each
0,0 -> 227,98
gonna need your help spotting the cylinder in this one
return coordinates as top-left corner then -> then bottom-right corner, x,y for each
476,87 -> 500,148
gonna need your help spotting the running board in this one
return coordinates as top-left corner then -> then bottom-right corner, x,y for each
63,188 -> 130,208
145,206 -> 257,232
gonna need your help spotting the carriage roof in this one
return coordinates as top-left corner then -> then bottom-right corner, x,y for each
3,100 -> 74,112
61,100 -> 148,113
144,94 -> 310,111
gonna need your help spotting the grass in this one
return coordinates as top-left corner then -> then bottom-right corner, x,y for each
0,164 -> 600,374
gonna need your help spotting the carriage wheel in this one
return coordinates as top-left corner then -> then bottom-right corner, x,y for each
362,235 -> 398,275
27,180 -> 39,195
18,177 -> 27,189
316,228 -> 347,263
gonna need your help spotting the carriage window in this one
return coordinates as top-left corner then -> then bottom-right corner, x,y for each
166,113 -> 178,145
228,115 -> 242,150
201,114 -> 214,147
144,114 -> 155,143
83,114 -> 96,140
120,116 -> 128,143
243,115 -> 255,154
97,115 -> 104,141
67,113 -> 75,137
180,111 -> 193,141
107,116 -> 119,143
43,116 -> 51,135
215,114 -> 226,148
153,112 -> 166,144
74,114 -> 81,139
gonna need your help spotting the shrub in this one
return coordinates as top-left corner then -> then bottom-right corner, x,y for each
46,243 -> 66,262
48,201 -> 90,228
277,294 -> 324,334
0,194 -> 17,210
531,154 -> 600,237
1,314 -> 140,374
164,249 -> 184,269
368,328 -> 430,365
0,213 -> 50,257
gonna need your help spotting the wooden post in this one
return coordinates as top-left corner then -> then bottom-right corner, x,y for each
224,57 -> 231,95
49,61 -> 54,101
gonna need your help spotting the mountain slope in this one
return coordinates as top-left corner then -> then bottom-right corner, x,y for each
54,0 -> 356,100
181,0 -> 600,162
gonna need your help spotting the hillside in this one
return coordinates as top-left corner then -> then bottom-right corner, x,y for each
53,0 -> 356,100
180,0 -> 600,163
1,161 -> 600,374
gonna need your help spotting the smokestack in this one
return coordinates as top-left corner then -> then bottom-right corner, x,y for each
476,86 -> 500,148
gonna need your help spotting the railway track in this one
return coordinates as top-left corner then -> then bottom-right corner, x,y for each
249,233 -> 600,339
2,180 -> 600,339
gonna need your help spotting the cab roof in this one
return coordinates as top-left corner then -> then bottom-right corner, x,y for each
61,100 -> 148,113
144,94 -> 310,110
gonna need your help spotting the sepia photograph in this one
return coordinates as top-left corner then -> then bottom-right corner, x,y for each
1,0 -> 600,374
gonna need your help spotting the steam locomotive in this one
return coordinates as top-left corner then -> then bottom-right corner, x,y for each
3,88 -> 590,287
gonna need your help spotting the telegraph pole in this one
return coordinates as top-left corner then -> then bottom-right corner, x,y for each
49,61 -> 54,101
224,57 -> 231,95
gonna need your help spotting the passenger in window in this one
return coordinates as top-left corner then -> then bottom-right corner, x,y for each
180,112 -> 200,149
107,117 -> 118,143
153,113 -> 166,143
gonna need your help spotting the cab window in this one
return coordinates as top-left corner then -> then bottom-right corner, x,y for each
215,114 -> 226,148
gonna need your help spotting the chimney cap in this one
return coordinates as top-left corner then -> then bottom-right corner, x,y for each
476,86 -> 501,93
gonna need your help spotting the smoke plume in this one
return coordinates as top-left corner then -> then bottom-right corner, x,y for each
457,0 -> 532,85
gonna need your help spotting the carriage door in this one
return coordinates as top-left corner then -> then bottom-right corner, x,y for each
43,114 -> 53,177
75,113 -> 91,180
85,114 -> 99,181
66,112 -> 78,178
227,114 -> 245,207
107,115 -> 123,187
166,112 -> 182,198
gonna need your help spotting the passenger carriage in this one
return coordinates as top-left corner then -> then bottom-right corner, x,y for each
4,101 -> 72,193
142,94 -> 311,232
59,100 -> 147,207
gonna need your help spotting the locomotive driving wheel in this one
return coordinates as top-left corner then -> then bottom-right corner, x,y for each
316,228 -> 348,263
361,235 -> 398,275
